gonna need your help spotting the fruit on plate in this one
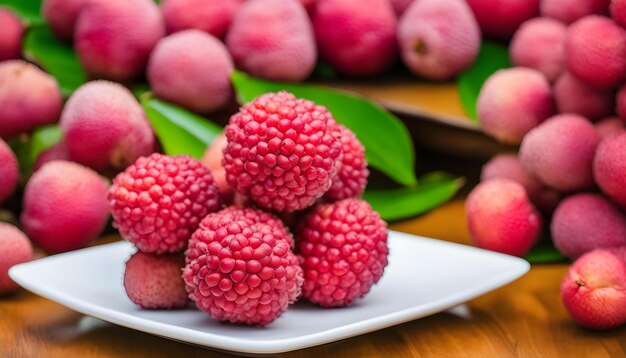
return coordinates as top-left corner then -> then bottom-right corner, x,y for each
324,125 -> 369,201
0,223 -> 33,295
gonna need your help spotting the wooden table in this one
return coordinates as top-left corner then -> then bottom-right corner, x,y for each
3,199 -> 625,357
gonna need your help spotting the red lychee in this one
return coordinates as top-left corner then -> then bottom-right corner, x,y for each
593,131 -> 626,208
0,223 -> 33,295
160,0 -> 242,39
466,0 -> 540,40
325,125 -> 368,201
201,133 -> 233,203
0,138 -> 18,205
595,117 -> 624,139
0,8 -> 23,61
42,0 -> 90,42
554,72 -> 614,121
542,0 -> 609,24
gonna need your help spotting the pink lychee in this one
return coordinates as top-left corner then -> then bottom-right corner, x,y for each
477,68 -> 555,144
227,0 -> 316,82
60,80 -> 155,173
593,131 -> 626,207
0,8 -> 23,61
397,0 -> 480,80
466,0 -> 540,40
200,133 -> 233,203
160,0 -> 241,39
611,0 -> 626,28
615,83 -> 626,122
42,0 -> 90,42
0,60 -> 63,140
465,179 -> 542,257
595,117 -> 624,139
33,143 -> 69,172
314,0 -> 397,77
0,138 -> 19,205
21,160 -> 110,254
74,0 -> 165,82
542,0 -> 609,24
390,0 -> 413,16
325,125 -> 369,201
0,223 -> 33,295
509,17 -> 567,82
554,72 -> 614,121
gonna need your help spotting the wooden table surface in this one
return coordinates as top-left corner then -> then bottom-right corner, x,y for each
3,199 -> 626,358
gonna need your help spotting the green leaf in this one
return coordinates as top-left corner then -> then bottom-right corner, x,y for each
231,70 -> 417,187
524,243 -> 568,264
0,0 -> 44,26
23,26 -> 87,96
142,97 -> 223,159
458,41 -> 511,121
363,172 -> 464,221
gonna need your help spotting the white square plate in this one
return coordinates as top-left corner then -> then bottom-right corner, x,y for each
9,231 -> 529,354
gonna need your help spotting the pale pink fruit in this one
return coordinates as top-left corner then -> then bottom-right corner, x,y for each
227,0 -> 316,81
314,0 -> 396,77
0,138 -> 18,205
542,0 -> 609,23
0,223 -> 33,295
554,72 -> 614,121
398,0 -> 480,80
200,133 -> 233,203
561,249 -> 626,329
42,0 -> 90,42
0,8 -> 23,60
509,17 -> 567,82
595,117 -> 624,138
0,60 -> 63,140
21,160 -> 110,254
147,30 -> 233,113
466,0 -> 539,40
60,81 -> 155,173
465,179 -> 542,257
566,15 -> 626,89
594,131 -> 626,207
552,194 -> 626,258
75,0 -> 165,82
477,68 -> 555,144
160,0 -> 242,39
519,114 -> 600,192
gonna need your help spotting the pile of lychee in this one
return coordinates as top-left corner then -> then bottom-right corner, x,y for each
466,0 -> 626,330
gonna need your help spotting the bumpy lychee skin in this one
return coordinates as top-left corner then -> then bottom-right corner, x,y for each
75,0 -> 165,82
0,138 -> 19,205
477,68 -> 555,144
611,0 -> 626,28
42,0 -> 89,42
227,0 -> 316,82
21,161 -> 109,254
0,60 -> 63,140
561,249 -> 626,330
296,198 -> 388,307
0,9 -> 23,61
109,153 -> 221,254
60,80 -> 155,173
325,125 -> 368,201
398,0 -> 480,81
184,213 -> 303,326
519,114 -> 600,192
390,0 -> 413,16
161,0 -> 241,39
466,0 -> 540,40
594,132 -> 626,207
223,91 -> 343,212
465,179 -> 542,257
566,15 -> 626,89
542,0 -> 609,24
554,72 -> 614,121
124,251 -> 188,309
201,134 -> 233,202
0,223 -> 33,295
509,18 -> 567,82
595,117 -> 624,139
551,194 -> 626,259
314,0 -> 397,77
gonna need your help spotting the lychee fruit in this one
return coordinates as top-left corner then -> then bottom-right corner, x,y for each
74,0 -> 165,82
33,143 -> 69,172
595,117 -> 624,138
325,125 -> 368,201
201,133 -> 233,203
551,194 -> 626,258
466,0 -> 540,40
296,198 -> 388,307
519,114 -> 600,192
0,8 -> 23,61
160,0 -> 241,39
561,249 -> 626,330
0,223 -> 33,295
566,15 -> 626,89
42,0 -> 90,42
615,83 -> 626,121
397,0 -> 480,81
300,0 -> 318,14
21,160 -> 110,254
542,0 -> 609,24
0,138 -> 19,205
124,251 -> 188,309
183,211 -> 302,326
227,0 -> 316,82
554,72 -> 614,121
313,0 -> 397,77
0,60 -> 63,140
60,80 -> 155,173
611,0 -> 626,28
389,0 -> 413,16
147,30 -> 233,114
593,131 -> 626,207
223,91 -> 343,212
109,153 -> 221,254
477,68 -> 555,144
466,179 -> 542,257
509,17 -> 567,82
